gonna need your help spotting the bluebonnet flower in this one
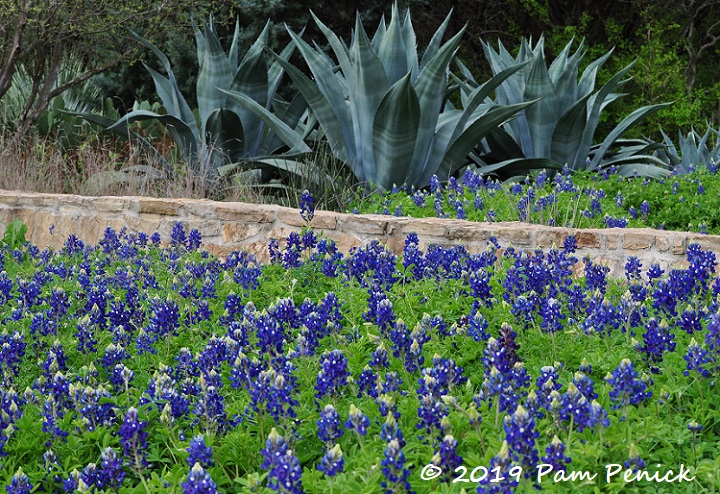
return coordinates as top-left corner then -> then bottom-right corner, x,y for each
267,450 -> 304,494
468,305 -> 490,342
639,200 -> 650,218
483,337 -> 511,373
678,306 -> 702,334
99,447 -> 125,488
187,435 -> 214,469
317,444 -> 344,477
558,383 -> 595,432
625,256 -> 643,281
476,441 -> 518,493
345,404 -> 370,436
317,404 -> 344,444
356,366 -> 379,398
171,222 -> 187,247
623,444 -> 646,472
688,420 -> 703,434
585,258 -> 609,293
147,296 -> 181,338
572,371 -> 598,401
182,463 -> 218,494
381,438 -> 412,493
315,350 -> 349,400
430,434 -> 463,481
6,468 -> 32,494
187,229 -> 202,250
261,428 -> 289,471
605,359 -> 652,412
118,407 -> 148,470
684,338 -> 710,378
370,343 -> 390,368
541,435 -> 571,472
503,405 -> 539,475
540,297 -> 565,333
634,318 -> 675,372
80,463 -> 100,491
194,375 -> 227,433
469,269 -> 493,306
535,365 -> 562,411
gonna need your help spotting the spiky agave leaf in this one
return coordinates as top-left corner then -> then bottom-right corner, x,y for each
235,2 -> 526,191
75,17 -> 309,192
469,37 -> 671,179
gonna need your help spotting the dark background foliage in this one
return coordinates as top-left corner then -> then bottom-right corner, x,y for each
4,0 -> 720,140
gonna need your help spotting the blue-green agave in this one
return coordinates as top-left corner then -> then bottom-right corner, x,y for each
655,126 -> 720,173
79,18 -> 313,191
228,4 -> 530,191
463,37 -> 671,179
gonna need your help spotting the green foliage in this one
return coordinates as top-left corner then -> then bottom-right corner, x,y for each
1,220 -> 27,250
351,165 -> 720,235
464,37 -> 671,180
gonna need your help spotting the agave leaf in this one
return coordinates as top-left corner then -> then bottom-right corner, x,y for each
474,157 -> 564,178
524,53 -> 559,158
284,28 -> 353,158
372,73 -> 420,190
311,13 -> 352,78
218,88 -> 311,157
142,65 -> 198,138
484,127 -> 525,163
269,51 -> 349,166
577,48 -> 613,97
409,27 -> 466,184
600,162 -> 670,178
550,93 -> 591,167
349,15 -> 390,183
229,48 -> 269,154
435,102 -> 534,183
371,15 -> 387,51
267,33 -> 300,103
377,3 -> 408,85
420,9 -> 452,68
204,109 -> 245,168
218,158 -> 329,185
195,21 -> 234,134
588,102 -> 673,170
400,8 -> 419,79
573,61 -> 635,167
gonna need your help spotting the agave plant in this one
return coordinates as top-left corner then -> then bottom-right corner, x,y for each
654,126 -> 720,173
462,37 -> 671,179
226,3 -> 530,191
78,17 -> 313,193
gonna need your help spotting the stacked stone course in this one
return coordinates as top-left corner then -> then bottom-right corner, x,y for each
1,189 -> 715,277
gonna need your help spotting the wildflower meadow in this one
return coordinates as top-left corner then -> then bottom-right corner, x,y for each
0,198 -> 719,494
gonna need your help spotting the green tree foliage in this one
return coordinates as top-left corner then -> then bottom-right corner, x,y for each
0,0 -> 203,137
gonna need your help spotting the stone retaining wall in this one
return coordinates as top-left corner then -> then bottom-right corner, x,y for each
1,189 -> 718,277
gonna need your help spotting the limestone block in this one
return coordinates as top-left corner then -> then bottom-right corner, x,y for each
222,223 -> 267,243
622,232 -> 655,250
574,231 -> 601,249
215,203 -> 276,223
138,198 -> 181,216
338,215 -> 388,235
